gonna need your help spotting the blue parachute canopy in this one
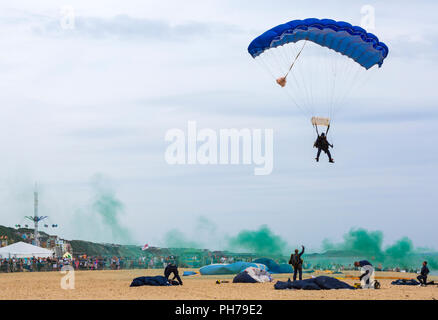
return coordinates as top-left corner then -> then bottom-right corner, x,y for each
199,262 -> 267,275
253,258 -> 293,274
248,18 -> 389,69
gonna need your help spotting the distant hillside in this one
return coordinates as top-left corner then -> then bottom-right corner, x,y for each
69,240 -> 142,257
0,225 -> 51,242
306,250 -> 366,257
0,224 -> 143,257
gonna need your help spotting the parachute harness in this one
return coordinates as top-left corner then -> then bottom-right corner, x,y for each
276,40 -> 307,87
313,123 -> 330,137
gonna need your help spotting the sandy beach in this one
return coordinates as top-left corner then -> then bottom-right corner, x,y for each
0,269 -> 436,300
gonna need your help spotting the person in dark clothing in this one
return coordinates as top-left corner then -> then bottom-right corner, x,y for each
164,256 -> 183,285
417,261 -> 430,286
314,132 -> 334,163
354,260 -> 372,268
289,245 -> 305,281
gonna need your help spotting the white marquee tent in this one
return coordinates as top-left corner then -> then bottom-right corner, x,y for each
0,241 -> 54,258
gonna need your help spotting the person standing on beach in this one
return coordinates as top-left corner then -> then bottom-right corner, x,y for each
417,261 -> 430,286
289,245 -> 305,281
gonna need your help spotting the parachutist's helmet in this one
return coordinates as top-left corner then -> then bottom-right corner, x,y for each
321,132 -> 325,137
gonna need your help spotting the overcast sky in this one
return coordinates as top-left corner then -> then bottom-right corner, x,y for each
0,0 -> 437,252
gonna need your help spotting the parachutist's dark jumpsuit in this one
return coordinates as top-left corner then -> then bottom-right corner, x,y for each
289,247 -> 305,281
314,135 -> 333,161
417,265 -> 430,285
164,263 -> 183,285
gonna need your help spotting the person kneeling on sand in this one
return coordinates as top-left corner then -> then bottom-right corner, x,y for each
417,261 -> 430,287
164,256 -> 183,285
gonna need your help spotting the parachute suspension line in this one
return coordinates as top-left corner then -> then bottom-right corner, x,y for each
283,87 -> 313,119
255,56 -> 277,81
333,65 -> 373,116
318,46 -> 329,120
333,61 -> 363,114
272,41 -> 315,116
332,54 -> 357,117
299,38 -> 315,116
271,49 -> 289,77
254,57 -> 310,119
328,48 -> 339,121
326,46 -> 356,121
261,48 -> 312,115
332,62 -> 359,115
265,49 -> 284,78
283,42 -> 313,115
288,66 -> 313,116
278,44 -> 294,72
288,41 -> 315,116
326,48 -> 336,120
284,40 -> 307,79
312,123 -> 330,137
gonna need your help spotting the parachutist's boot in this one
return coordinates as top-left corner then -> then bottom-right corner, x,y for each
329,159 -> 334,163
315,157 -> 319,162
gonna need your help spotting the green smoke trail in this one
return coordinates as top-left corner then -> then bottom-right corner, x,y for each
163,216 -> 225,250
382,237 -> 415,268
320,228 -> 437,270
227,225 -> 288,256
163,229 -> 203,249
91,174 -> 133,244
323,228 -> 384,259
195,216 -> 217,234
343,229 -> 384,259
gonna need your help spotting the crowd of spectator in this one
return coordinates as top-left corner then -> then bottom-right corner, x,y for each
0,256 -> 149,273
0,253 -> 260,273
0,255 -> 420,274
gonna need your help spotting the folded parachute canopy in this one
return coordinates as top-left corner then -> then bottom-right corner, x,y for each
274,276 -> 354,290
391,279 -> 420,286
130,276 -> 180,287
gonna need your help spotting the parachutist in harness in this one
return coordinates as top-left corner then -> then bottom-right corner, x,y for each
314,125 -> 334,163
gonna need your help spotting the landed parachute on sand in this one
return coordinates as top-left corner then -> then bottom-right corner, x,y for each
199,262 -> 267,275
253,258 -> 293,274
130,276 -> 180,287
274,276 -> 354,290
233,267 -> 273,283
